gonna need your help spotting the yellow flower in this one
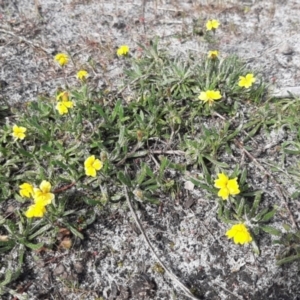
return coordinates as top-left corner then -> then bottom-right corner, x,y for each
206,19 -> 220,31
117,45 -> 129,56
56,100 -> 74,115
226,223 -> 252,245
54,53 -> 69,66
33,180 -> 54,206
56,91 -> 69,102
238,73 -> 256,88
25,202 -> 46,218
198,90 -> 222,106
208,50 -> 219,59
76,70 -> 89,80
19,183 -> 34,198
12,125 -> 27,140
214,173 -> 240,200
84,155 -> 103,177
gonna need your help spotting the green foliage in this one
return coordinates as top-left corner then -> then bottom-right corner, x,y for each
275,230 -> 300,266
1,31 -> 299,298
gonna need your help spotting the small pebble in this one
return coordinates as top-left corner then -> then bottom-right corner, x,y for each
279,43 -> 294,55
74,262 -> 84,274
53,264 -> 65,276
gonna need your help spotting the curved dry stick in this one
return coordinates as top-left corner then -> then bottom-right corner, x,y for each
0,28 -> 52,54
123,186 -> 200,300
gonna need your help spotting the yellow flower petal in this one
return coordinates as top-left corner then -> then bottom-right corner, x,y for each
56,101 -> 74,115
227,178 -> 240,195
214,173 -> 228,189
198,91 -> 209,102
25,203 -> 46,218
33,180 -> 54,206
218,188 -> 230,200
85,166 -> 97,177
56,91 -> 69,102
19,183 -> 34,198
84,155 -> 95,168
93,160 -> 103,171
39,180 -> 51,193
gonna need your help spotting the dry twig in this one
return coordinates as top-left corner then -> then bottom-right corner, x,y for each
123,185 -> 200,300
0,27 -> 51,54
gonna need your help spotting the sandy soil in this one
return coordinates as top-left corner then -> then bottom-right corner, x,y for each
1,0 -> 300,299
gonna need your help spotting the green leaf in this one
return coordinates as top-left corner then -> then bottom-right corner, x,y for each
188,177 -> 215,193
250,191 -> 263,217
276,254 -> 300,266
252,207 -> 269,222
112,99 -> 122,122
251,240 -> 260,255
282,223 -> 291,231
260,225 -> 281,236
252,226 -> 260,235
83,197 -> 101,206
260,208 -> 277,222
51,160 -> 69,170
236,198 -> 245,217
41,144 -> 57,154
68,225 -> 84,239
85,211 -> 97,226
0,240 -> 15,253
0,269 -> 12,287
29,224 -> 52,240
65,143 -> 82,155
93,104 -> 108,121
17,148 -> 34,158
203,156 -> 229,169
239,168 -> 247,185
143,196 -> 160,205
24,242 -> 44,250
159,156 -> 169,179
117,171 -> 132,187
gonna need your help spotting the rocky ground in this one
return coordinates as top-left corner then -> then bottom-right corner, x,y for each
1,0 -> 300,299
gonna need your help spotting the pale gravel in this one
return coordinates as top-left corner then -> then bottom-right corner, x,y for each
1,1 -> 300,300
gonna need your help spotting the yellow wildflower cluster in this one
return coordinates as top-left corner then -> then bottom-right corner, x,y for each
20,181 -> 55,218
56,91 -> 74,115
203,20 -> 255,91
